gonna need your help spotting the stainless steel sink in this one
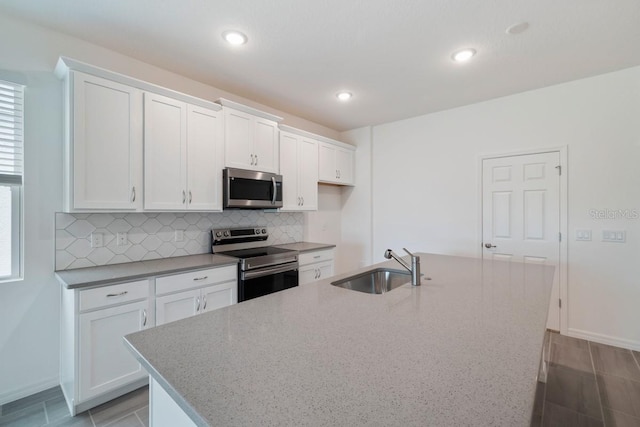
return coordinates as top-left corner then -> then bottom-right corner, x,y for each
331,268 -> 411,294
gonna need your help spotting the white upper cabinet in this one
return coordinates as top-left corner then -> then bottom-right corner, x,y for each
186,105 -> 224,211
144,93 -> 188,210
318,140 -> 355,186
66,71 -> 143,211
144,93 -> 223,211
56,57 -> 224,213
219,99 -> 282,174
279,129 -> 318,211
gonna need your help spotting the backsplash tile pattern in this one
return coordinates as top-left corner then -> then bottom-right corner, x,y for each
55,211 -> 304,270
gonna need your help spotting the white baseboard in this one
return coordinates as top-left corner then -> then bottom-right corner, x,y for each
567,328 -> 640,351
0,376 -> 59,406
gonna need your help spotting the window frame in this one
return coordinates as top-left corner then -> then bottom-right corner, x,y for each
0,78 -> 24,282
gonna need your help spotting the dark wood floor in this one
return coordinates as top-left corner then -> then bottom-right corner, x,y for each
532,332 -> 640,427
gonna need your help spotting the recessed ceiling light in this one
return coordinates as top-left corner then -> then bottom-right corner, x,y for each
222,30 -> 248,45
506,22 -> 530,35
451,48 -> 476,63
336,91 -> 352,101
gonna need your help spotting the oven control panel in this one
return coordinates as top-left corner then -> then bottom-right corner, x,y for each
212,227 -> 269,245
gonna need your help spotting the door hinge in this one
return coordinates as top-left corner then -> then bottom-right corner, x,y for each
555,165 -> 562,175
559,299 -> 562,309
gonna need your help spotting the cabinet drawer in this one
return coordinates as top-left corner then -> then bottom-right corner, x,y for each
299,249 -> 334,266
80,280 -> 149,312
156,266 -> 237,296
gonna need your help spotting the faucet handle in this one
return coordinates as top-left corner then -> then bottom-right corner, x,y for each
402,248 -> 417,258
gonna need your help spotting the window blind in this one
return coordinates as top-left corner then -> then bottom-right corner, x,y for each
0,79 -> 24,185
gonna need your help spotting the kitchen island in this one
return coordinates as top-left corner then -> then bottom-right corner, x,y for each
124,253 -> 554,426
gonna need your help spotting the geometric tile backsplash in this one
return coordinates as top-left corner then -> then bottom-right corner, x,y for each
55,210 -> 304,270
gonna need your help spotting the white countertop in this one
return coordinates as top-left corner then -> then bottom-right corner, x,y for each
125,253 -> 554,426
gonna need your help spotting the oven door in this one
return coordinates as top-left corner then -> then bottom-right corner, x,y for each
239,263 -> 298,302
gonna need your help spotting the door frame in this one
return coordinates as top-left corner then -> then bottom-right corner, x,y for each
477,146 -> 568,334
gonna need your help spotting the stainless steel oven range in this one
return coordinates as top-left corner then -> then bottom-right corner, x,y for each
212,227 -> 299,302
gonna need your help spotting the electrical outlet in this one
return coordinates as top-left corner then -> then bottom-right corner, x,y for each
116,232 -> 128,246
602,230 -> 626,243
175,230 -> 184,242
575,229 -> 591,241
90,232 -> 103,248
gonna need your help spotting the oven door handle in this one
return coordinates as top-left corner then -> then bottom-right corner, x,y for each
242,263 -> 298,280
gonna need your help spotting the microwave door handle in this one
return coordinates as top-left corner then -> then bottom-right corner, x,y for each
271,176 -> 277,205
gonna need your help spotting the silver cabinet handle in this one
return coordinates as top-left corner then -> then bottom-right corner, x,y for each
106,291 -> 128,297
313,255 -> 321,259
131,186 -> 136,202
484,243 -> 496,248
250,154 -> 254,165
193,276 -> 208,281
336,169 -> 338,178
301,197 -> 304,206
142,309 -> 147,327
202,295 -> 207,311
318,269 -> 321,279
338,170 -> 341,179
255,154 -> 258,165
182,190 -> 186,204
189,190 -> 192,204
196,297 -> 201,312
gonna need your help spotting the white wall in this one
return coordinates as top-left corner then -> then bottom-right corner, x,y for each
0,14 -> 340,403
338,127 -> 373,273
370,66 -> 640,349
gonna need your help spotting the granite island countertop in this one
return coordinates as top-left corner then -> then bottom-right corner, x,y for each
124,253 -> 554,426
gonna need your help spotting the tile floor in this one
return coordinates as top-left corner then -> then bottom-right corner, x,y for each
0,386 -> 148,427
2,332 -> 639,426
532,332 -> 640,427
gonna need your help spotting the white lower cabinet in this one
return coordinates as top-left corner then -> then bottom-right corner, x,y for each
78,299 -> 150,401
60,279 -> 152,415
59,263 -> 238,415
298,249 -> 335,285
155,266 -> 237,326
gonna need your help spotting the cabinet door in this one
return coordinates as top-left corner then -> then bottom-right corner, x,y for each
78,300 -> 149,401
224,108 -> 253,170
187,105 -> 223,211
72,72 -> 142,210
318,142 -> 337,182
316,260 -> 334,281
298,264 -> 318,286
336,147 -> 354,185
144,93 -> 187,210
156,289 -> 201,326
253,118 -> 279,173
298,137 -> 318,210
279,132 -> 300,211
201,281 -> 237,313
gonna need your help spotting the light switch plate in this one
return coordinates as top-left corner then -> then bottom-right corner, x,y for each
576,230 -> 592,241
602,230 -> 626,243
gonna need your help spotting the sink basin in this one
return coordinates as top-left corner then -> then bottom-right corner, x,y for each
331,268 -> 411,294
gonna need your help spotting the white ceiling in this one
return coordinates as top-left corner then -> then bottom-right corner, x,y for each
2,0 -> 640,131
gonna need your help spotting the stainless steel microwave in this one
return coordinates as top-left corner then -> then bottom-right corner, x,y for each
223,168 -> 283,209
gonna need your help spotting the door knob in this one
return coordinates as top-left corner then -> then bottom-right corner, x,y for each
484,243 -> 496,249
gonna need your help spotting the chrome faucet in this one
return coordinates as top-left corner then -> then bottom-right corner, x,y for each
384,248 -> 421,286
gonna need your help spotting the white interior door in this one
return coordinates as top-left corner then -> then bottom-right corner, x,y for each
482,152 -> 561,330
